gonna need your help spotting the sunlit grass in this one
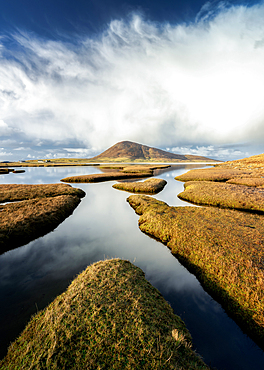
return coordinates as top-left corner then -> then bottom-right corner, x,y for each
175,168 -> 253,182
127,195 -> 264,348
113,178 -> 167,194
178,181 -> 264,213
0,184 -> 85,254
0,259 -> 209,370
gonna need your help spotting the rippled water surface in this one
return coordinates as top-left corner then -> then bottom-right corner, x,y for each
0,165 -> 263,369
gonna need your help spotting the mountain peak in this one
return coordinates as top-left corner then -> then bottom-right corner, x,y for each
91,141 -> 217,162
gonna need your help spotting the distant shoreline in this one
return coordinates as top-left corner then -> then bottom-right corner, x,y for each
0,160 -> 221,168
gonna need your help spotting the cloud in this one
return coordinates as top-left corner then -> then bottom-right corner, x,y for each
1,2 -> 264,160
168,145 -> 245,160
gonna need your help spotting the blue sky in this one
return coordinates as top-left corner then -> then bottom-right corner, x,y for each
0,0 -> 263,161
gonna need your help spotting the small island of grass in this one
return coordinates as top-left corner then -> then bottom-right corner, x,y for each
113,178 -> 167,194
0,259 -> 209,370
0,184 -> 85,254
61,165 -> 171,183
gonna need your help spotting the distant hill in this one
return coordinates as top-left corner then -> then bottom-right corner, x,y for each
90,141 -> 218,162
217,153 -> 264,171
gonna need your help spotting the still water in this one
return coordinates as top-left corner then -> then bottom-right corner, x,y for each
0,165 -> 263,369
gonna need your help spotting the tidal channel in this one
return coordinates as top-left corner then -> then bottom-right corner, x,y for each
0,165 -> 263,369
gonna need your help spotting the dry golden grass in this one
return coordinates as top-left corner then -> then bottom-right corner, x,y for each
121,165 -> 170,173
227,178 -> 264,187
216,153 -> 264,175
175,168 -> 253,182
61,172 -> 153,183
0,259 -> 209,370
0,184 -> 85,254
0,168 -> 10,174
113,178 -> 167,194
0,195 -> 82,255
12,170 -> 26,173
99,165 -> 125,170
0,183 -> 85,203
127,195 -> 264,348
177,181 -> 264,213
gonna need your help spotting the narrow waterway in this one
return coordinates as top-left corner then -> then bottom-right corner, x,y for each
0,165 -> 263,369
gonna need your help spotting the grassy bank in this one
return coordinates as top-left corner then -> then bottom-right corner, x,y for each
61,172 -> 153,183
227,177 -> 264,187
0,184 -> 85,254
216,153 -> 264,174
127,195 -> 264,348
0,183 -> 85,203
178,181 -> 264,213
113,178 -> 167,194
0,259 -> 209,370
61,165 -> 172,183
175,168 -> 253,182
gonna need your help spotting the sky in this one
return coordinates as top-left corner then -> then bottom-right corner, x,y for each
0,0 -> 263,161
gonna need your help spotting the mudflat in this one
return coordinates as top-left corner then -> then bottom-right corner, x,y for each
0,259 -> 209,370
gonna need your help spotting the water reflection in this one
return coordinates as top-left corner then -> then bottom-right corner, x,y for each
0,166 -> 263,369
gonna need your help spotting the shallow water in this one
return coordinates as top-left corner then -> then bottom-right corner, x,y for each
0,165 -> 263,369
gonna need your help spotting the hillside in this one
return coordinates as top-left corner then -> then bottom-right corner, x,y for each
90,141 -> 217,162
216,153 -> 264,173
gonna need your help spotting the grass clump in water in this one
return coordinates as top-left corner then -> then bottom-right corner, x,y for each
113,178 -> 167,194
61,172 -> 152,183
0,259 -> 209,370
61,165 -> 171,183
127,195 -> 264,348
0,183 -> 85,203
0,184 -> 85,254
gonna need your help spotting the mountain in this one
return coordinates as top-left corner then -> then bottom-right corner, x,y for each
90,141 -> 217,162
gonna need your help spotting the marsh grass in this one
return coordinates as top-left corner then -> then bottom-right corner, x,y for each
121,165 -> 170,173
0,184 -> 85,254
12,170 -> 26,174
0,259 -> 209,370
113,178 -> 167,194
0,184 -> 85,203
227,178 -> 264,187
0,195 -> 82,254
127,195 -> 264,347
0,168 -> 10,174
61,172 -> 153,183
178,181 -> 264,213
175,168 -> 253,182
216,153 -> 264,174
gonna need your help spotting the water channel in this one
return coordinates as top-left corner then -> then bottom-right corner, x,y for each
0,165 -> 263,369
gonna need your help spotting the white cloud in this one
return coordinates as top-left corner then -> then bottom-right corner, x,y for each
169,145 -> 244,160
0,2 -> 264,160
